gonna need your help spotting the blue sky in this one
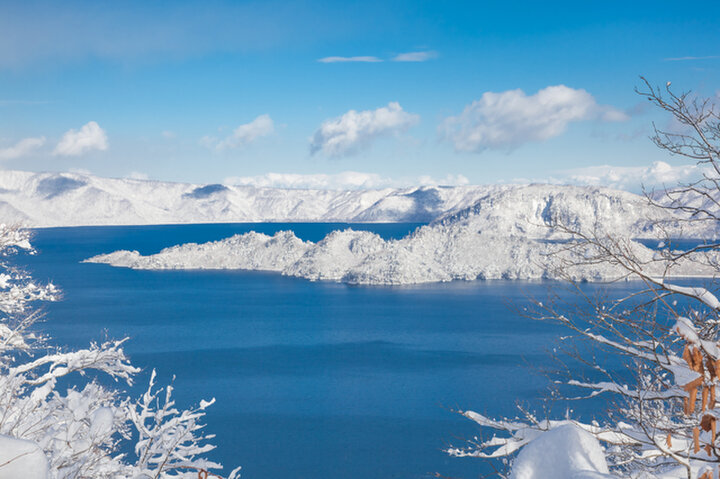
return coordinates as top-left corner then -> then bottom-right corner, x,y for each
1,0 -> 719,190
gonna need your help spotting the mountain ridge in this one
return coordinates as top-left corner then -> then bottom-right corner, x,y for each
0,170 -> 505,227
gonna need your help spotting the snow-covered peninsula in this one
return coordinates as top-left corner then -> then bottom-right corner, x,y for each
85,184 -> 720,285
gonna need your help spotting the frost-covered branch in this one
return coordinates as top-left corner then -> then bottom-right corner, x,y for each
0,224 -> 240,478
450,81 -> 720,479
128,370 -> 241,479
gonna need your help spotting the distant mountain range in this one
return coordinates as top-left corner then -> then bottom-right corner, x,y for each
0,170 -> 505,227
2,169 -> 718,241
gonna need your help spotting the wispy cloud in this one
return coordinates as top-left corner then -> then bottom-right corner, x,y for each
0,136 -> 46,160
563,161 -> 703,191
513,161 -> 708,193
223,171 -> 468,190
53,121 -> 108,156
663,55 -> 720,61
202,115 -> 274,150
440,85 -> 628,152
126,171 -> 150,180
310,102 -> 419,157
392,50 -> 437,62
68,167 -> 92,176
317,56 -> 383,63
319,51 -> 438,63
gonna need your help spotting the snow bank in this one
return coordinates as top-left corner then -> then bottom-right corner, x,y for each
85,184 -> 719,285
510,424 -> 615,479
0,434 -> 48,479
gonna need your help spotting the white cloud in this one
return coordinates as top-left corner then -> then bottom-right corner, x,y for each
509,162 -> 705,193
310,102 -> 419,157
416,174 -> 469,186
223,171 -> 469,190
664,55 -> 720,61
199,135 -> 218,149
161,130 -> 176,139
563,161 -> 703,192
392,50 -> 437,62
318,52 -> 438,63
203,114 -> 274,150
126,171 -> 149,180
440,85 -> 628,152
68,167 -> 92,176
224,115 -> 274,148
53,121 -> 108,156
0,136 -> 46,160
317,56 -> 382,63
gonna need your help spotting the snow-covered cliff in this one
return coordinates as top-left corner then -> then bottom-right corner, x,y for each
85,184 -> 720,284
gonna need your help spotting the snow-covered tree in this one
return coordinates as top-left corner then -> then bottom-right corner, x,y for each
0,224 -> 240,479
448,80 -> 720,479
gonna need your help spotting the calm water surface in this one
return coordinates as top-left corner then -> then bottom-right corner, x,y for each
22,223 -> 646,478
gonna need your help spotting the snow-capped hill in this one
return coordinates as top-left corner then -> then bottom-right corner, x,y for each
92,231 -> 311,271
0,170 -> 499,227
86,183 -> 720,285
286,229 -> 388,281
433,184 -> 706,239
351,185 -> 506,222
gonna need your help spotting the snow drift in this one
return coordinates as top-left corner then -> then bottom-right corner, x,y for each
509,424 -> 615,479
0,434 -> 48,479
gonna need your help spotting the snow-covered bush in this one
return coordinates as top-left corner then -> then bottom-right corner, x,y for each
448,81 -> 720,479
0,224 -> 240,479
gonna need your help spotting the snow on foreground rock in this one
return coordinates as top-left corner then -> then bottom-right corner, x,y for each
508,424 -> 615,479
85,185 -> 720,285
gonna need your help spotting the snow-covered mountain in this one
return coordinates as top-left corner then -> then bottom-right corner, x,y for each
0,170 -> 501,227
85,184 -> 720,285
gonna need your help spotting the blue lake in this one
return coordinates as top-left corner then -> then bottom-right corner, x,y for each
22,223 -> 650,479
